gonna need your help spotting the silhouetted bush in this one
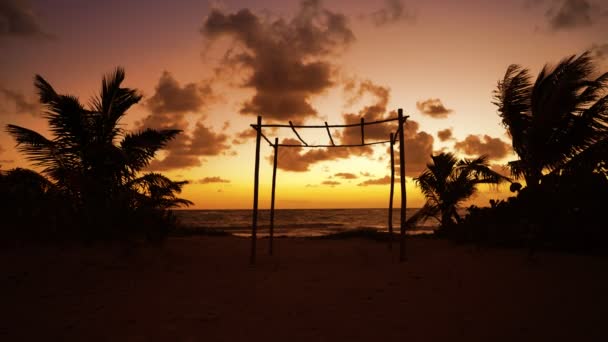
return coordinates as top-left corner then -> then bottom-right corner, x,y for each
452,172 -> 608,253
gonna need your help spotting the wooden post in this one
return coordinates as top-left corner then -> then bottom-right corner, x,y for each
398,109 -> 407,262
269,137 -> 278,256
251,116 -> 262,265
388,133 -> 395,251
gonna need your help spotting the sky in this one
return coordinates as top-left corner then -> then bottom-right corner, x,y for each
1,0 -> 607,209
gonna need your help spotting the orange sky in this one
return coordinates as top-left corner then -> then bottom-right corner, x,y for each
1,0 -> 607,209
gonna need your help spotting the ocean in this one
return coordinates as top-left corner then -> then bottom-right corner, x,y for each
173,208 -> 440,237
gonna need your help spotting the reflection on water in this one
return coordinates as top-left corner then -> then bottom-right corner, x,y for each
174,208 -> 442,237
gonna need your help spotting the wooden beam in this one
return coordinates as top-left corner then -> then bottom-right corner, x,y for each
289,121 -> 308,146
251,116 -> 262,265
257,117 -> 399,129
269,137 -> 278,256
389,132 -> 395,251
361,118 -> 365,145
325,122 -> 335,146
259,131 -> 274,147
398,109 -> 407,262
277,140 -> 391,148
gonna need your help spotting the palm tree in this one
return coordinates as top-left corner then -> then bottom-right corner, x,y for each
409,152 -> 509,229
493,51 -> 608,186
5,68 -> 191,235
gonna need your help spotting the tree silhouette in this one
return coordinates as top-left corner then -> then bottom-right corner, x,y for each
493,51 -> 608,186
5,68 -> 191,237
409,152 -> 509,229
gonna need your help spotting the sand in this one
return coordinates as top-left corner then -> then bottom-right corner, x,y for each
2,236 -> 608,342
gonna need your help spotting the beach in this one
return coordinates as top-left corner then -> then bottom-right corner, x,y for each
2,236 -> 608,341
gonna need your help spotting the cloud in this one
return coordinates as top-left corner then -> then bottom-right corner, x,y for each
275,138 -> 352,172
454,134 -> 512,160
0,0 -> 51,38
0,144 -> 4,154
358,175 -> 392,186
322,180 -> 340,186
360,171 -> 373,177
198,176 -> 231,184
546,0 -> 594,30
339,80 -> 398,147
393,120 -> 435,176
148,120 -> 230,171
145,71 -> 212,116
272,79 -> 434,174
416,98 -> 453,118
272,79 -> 397,172
201,0 -> 355,122
370,0 -> 415,27
232,126 -> 278,145
437,128 -> 453,142
139,71 -> 230,171
0,86 -> 40,115
334,172 -> 357,179
232,128 -> 257,145
590,43 -> 608,59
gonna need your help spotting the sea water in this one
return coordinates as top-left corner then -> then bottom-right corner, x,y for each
173,208 -> 440,237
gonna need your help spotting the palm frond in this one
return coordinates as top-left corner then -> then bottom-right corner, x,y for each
493,65 -> 532,162
128,173 -> 192,209
91,67 -> 142,143
405,202 -> 440,228
121,129 -> 181,171
34,75 -> 59,105
5,124 -> 61,169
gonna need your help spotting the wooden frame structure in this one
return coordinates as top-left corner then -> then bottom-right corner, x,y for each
250,109 -> 410,264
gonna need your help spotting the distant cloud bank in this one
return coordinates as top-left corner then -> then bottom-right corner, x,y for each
370,0 -> 416,27
416,98 -> 453,118
201,0 -> 355,123
0,0 -> 52,38
454,134 -> 511,160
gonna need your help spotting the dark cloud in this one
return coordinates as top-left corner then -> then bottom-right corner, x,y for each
275,138 -> 352,172
416,98 -> 453,118
0,86 -> 39,115
358,176 -> 392,186
273,79 -> 395,172
590,43 -> 608,59
393,120 -> 435,176
201,0 -> 355,122
334,172 -> 357,179
322,180 -> 340,186
546,0 -> 593,30
232,128 -> 257,145
198,176 -> 231,184
148,121 -> 230,171
139,71 -> 229,171
437,128 -> 453,142
454,134 -> 512,160
232,126 -> 278,145
0,0 -> 51,38
272,79 -> 434,174
145,71 -> 212,117
371,0 -> 415,27
339,80 -> 398,148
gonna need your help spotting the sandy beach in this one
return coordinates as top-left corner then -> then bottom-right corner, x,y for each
2,236 -> 608,341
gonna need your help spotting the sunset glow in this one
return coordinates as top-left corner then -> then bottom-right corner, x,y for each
2,0 -> 607,208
